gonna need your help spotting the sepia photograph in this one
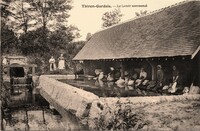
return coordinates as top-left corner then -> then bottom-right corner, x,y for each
0,0 -> 200,130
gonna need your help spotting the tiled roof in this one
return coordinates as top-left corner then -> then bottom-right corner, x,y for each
74,1 -> 200,60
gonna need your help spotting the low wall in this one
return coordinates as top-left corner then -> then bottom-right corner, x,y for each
37,75 -> 200,129
37,75 -> 99,123
42,75 -> 76,79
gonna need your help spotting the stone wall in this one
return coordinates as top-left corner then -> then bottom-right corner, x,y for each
37,75 -> 200,129
37,75 -> 99,123
42,75 -> 75,80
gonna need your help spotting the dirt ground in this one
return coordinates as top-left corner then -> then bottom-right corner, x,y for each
136,100 -> 200,131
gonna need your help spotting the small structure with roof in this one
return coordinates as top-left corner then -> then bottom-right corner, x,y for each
2,55 -> 37,107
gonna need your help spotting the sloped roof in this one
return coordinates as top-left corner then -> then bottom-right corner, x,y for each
74,0 -> 200,60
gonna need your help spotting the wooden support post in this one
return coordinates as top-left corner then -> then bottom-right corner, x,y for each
198,53 -> 200,86
32,67 -> 35,76
120,61 -> 125,78
32,92 -> 35,106
0,101 -> 3,131
7,67 -> 10,77
25,109 -> 29,131
149,62 -> 156,81
42,108 -> 46,124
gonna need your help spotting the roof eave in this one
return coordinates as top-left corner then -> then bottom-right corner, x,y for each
73,54 -> 194,61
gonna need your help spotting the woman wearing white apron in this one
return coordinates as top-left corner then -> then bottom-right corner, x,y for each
58,54 -> 65,73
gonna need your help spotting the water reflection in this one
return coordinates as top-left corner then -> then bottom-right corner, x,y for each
3,98 -> 88,131
59,78 -> 159,97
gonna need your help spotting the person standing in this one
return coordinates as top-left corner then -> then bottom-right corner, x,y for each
49,56 -> 56,72
58,53 -> 65,73
172,65 -> 179,83
2,56 -> 8,65
157,65 -> 164,87
152,65 -> 164,91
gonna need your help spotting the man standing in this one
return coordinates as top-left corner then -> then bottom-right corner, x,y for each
153,65 -> 164,91
172,65 -> 179,83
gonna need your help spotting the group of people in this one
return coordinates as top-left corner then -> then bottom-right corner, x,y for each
94,65 -> 181,94
134,65 -> 180,94
49,54 -> 65,72
152,65 -> 180,93
94,67 -> 121,82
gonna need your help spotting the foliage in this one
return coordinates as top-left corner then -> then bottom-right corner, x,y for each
1,0 -> 20,54
102,9 -> 123,28
1,21 -> 20,54
1,0 -> 11,19
3,0 -> 38,34
3,0 -> 73,34
18,27 -> 84,73
65,41 -> 85,72
29,0 -> 72,31
18,27 -> 49,55
135,10 -> 148,17
94,102 -> 149,130
86,32 -> 92,41
49,25 -> 80,49
1,0 -> 83,74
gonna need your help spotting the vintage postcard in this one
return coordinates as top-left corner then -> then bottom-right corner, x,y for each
1,0 -> 200,130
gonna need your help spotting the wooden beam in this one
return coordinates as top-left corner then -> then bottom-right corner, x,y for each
149,62 -> 156,81
120,62 -> 125,78
198,53 -> 200,86
32,67 -> 35,76
191,46 -> 200,59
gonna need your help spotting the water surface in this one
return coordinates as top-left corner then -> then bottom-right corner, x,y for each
59,77 -> 160,97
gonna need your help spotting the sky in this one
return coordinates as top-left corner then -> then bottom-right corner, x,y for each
68,0 -> 184,40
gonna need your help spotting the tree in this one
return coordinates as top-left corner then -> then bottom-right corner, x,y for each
48,25 -> 80,55
3,0 -> 37,34
30,0 -> 72,31
135,10 -> 147,17
18,27 -> 50,55
29,0 -> 73,54
1,22 -> 19,54
1,0 -> 20,54
4,0 -> 73,35
65,41 -> 85,73
1,0 -> 81,74
102,9 -> 123,28
86,32 -> 92,41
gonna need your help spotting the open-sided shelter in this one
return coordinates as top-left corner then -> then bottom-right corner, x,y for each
74,0 -> 200,86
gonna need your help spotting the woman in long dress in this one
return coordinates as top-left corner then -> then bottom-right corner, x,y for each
58,54 -> 65,73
